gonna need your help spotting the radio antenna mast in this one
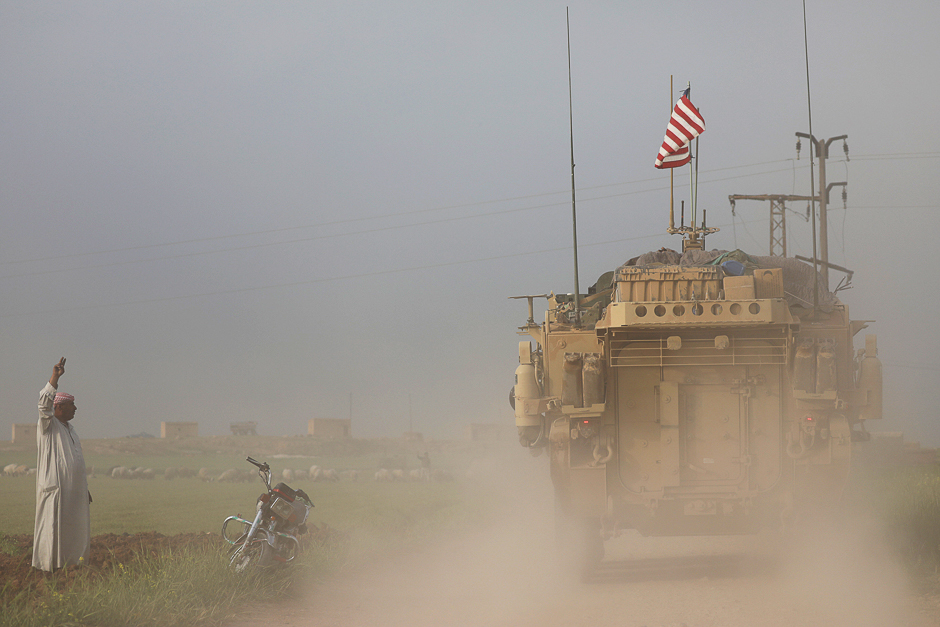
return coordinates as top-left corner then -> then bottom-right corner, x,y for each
802,0 -> 820,313
567,7 -> 581,326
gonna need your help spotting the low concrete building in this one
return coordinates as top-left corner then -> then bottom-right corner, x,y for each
466,423 -> 505,441
307,417 -> 351,438
230,421 -> 257,436
12,423 -> 38,446
161,421 -> 198,439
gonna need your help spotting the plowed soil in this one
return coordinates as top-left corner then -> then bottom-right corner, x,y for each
0,531 -> 219,600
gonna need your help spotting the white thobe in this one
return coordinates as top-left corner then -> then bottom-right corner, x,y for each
32,382 -> 90,571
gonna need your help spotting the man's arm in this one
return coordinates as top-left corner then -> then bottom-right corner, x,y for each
39,357 -> 66,432
49,357 -> 66,389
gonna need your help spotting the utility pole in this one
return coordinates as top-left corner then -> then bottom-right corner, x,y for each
796,133 -> 849,290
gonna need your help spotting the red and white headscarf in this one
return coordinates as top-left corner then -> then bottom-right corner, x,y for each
54,392 -> 75,405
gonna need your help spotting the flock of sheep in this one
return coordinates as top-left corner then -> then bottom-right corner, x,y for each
2,463 -> 34,477
105,465 -> 357,482
4,463 -> 454,482
374,468 -> 453,482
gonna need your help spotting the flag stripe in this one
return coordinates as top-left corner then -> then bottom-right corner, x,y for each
654,93 -> 705,169
657,145 -> 691,168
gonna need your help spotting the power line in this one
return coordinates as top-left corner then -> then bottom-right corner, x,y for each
848,152 -> 940,160
0,165 -> 804,280
0,158 -> 838,270
3,152 -> 932,278
2,217 -> 770,318
830,204 -> 938,211
883,362 -> 940,372
3,160 -> 797,268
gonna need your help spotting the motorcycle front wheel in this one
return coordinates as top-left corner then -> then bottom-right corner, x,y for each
229,537 -> 271,573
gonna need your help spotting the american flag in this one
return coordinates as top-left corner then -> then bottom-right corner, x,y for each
654,89 -> 705,169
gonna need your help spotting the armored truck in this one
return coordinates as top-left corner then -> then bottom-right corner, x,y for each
512,248 -> 882,563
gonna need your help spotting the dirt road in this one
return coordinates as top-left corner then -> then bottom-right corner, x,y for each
226,526 -> 939,627
224,452 -> 940,627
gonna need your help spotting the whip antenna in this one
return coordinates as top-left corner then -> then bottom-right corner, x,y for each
802,0 -> 820,313
567,7 -> 581,326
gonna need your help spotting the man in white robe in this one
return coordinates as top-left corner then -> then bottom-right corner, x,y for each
32,357 -> 91,571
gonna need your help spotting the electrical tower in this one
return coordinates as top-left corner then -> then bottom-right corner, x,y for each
727,193 -> 814,257
728,133 -> 848,289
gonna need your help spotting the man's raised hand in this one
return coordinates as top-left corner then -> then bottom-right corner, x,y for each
50,357 -> 66,387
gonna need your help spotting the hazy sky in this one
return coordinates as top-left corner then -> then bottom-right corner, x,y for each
2,2 -> 938,444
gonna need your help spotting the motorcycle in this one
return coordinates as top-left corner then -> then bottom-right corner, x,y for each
221,456 -> 313,571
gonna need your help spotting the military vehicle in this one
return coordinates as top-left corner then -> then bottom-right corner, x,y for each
511,233 -> 883,564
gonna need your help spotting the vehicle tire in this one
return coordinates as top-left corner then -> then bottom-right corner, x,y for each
229,537 -> 270,573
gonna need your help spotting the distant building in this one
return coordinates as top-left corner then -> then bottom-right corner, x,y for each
12,423 -> 38,446
307,418 -> 351,439
466,423 -> 505,441
161,421 -> 198,439
230,421 -> 257,436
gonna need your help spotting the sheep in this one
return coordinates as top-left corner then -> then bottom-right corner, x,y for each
408,469 -> 424,481
321,468 -> 339,482
293,469 -> 309,481
391,469 -> 405,482
111,466 -> 130,479
309,465 -> 322,482
374,468 -> 392,482
218,468 -> 240,482
177,467 -> 196,478
141,468 -> 156,480
339,469 -> 359,482
3,464 -> 30,477
198,468 -> 214,482
281,468 -> 294,482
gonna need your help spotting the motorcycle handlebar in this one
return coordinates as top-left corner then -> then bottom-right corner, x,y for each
246,456 -> 269,471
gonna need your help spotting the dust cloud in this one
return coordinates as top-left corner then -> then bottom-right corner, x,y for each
299,439 -> 566,627
226,442 -> 937,627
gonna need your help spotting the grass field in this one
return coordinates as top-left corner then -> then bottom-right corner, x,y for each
4,435 -> 940,626
0,435 -> 499,538
0,473 -> 480,542
0,435 -> 504,627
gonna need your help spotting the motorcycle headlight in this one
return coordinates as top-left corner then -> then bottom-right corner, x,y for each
270,497 -> 294,520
